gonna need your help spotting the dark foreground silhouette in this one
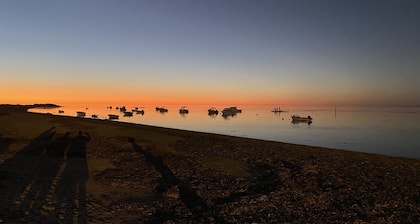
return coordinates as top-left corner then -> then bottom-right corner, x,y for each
129,137 -> 224,223
0,129 -> 89,223
128,137 -> 285,223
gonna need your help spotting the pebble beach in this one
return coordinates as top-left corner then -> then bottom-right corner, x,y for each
0,104 -> 419,223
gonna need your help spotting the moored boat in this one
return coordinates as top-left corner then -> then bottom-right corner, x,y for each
179,106 -> 189,114
132,107 -> 145,114
123,111 -> 133,117
108,114 -> 119,120
208,107 -> 218,115
91,114 -> 98,119
291,115 -> 313,123
76,111 -> 86,118
222,107 -> 242,116
272,107 -> 287,113
156,107 -> 168,113
134,109 -> 145,115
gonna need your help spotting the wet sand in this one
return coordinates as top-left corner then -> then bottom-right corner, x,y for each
0,104 -> 419,223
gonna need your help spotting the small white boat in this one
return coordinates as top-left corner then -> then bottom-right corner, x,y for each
179,106 -> 189,114
292,115 -> 313,124
76,111 -> 86,118
222,107 -> 242,116
108,114 -> 119,120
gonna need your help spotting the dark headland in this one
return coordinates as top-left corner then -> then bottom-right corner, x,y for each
0,104 -> 418,223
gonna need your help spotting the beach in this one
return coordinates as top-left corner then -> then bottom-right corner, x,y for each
0,105 -> 419,223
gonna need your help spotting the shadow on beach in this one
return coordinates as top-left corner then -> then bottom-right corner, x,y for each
0,134 -> 13,154
128,137 -> 286,223
0,128 -> 90,223
129,137 -> 227,223
54,131 -> 90,223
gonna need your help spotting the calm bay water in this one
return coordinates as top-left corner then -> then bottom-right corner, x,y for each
29,104 -> 420,159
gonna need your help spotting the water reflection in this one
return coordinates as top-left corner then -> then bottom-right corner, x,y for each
291,120 -> 312,125
221,114 -> 237,120
29,105 -> 420,159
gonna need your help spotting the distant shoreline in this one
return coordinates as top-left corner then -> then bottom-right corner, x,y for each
31,103 -> 61,109
0,103 -> 60,112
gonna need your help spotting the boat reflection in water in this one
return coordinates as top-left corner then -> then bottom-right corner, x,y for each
28,105 -> 420,159
221,107 -> 242,117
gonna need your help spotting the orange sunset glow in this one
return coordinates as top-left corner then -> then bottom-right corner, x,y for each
0,2 -> 419,223
1,1 -> 419,107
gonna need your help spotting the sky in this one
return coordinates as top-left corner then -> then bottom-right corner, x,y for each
1,0 -> 419,106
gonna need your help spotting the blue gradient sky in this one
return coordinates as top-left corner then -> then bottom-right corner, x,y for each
1,0 -> 419,106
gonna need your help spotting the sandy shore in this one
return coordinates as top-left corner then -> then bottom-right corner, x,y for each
0,105 -> 419,223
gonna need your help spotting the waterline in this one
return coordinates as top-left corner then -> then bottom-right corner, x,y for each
29,104 -> 420,159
